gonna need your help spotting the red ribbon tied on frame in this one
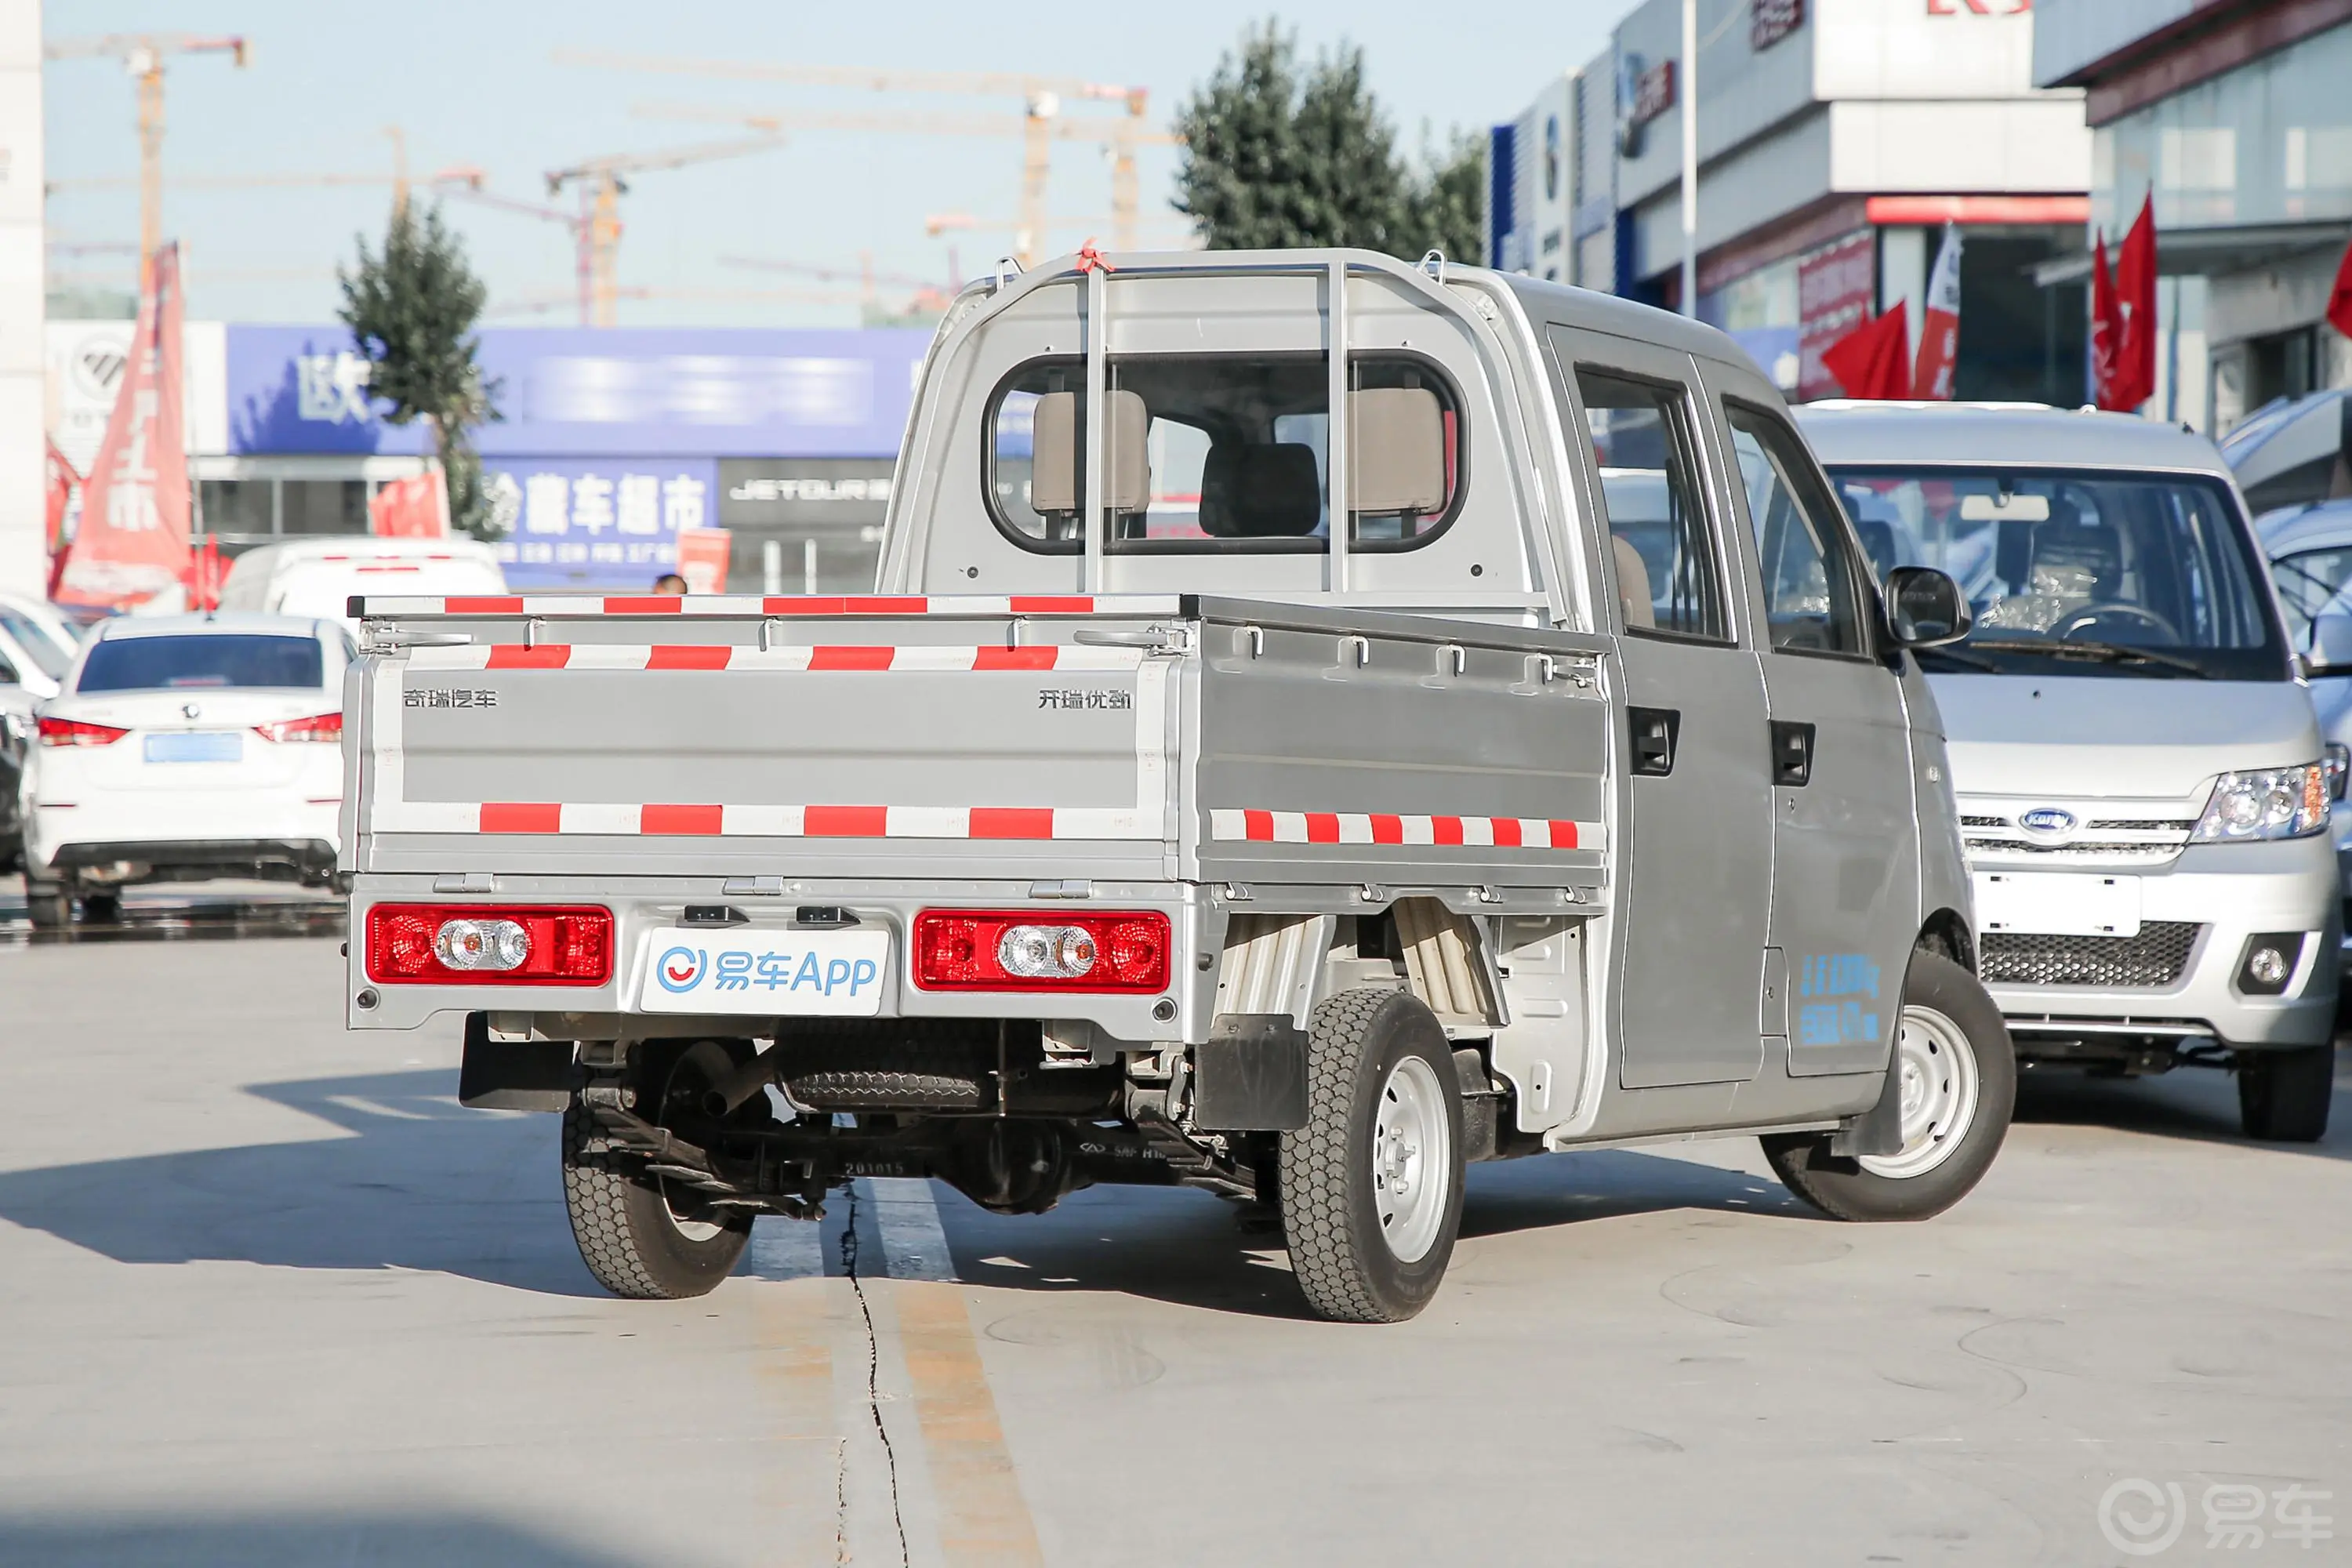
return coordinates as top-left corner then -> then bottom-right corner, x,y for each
1073,238 -> 1116,275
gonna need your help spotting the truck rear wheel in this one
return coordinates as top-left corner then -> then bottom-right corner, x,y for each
1279,989 -> 1465,1323
561,1044 -> 753,1299
1762,951 -> 2014,1222
2237,1044 -> 2336,1142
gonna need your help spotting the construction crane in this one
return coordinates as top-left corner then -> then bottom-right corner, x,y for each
719,252 -> 959,322
543,135 -> 788,328
636,100 -> 1178,262
558,49 -> 1154,265
45,33 -> 250,289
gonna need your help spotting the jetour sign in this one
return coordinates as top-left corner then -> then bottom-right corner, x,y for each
1751,0 -> 1804,51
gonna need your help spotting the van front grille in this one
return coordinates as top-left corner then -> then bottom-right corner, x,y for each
1980,922 -> 2202,989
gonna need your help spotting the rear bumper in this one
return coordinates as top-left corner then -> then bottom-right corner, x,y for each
27,796 -> 341,880
1988,837 -> 2339,1053
42,837 -> 338,883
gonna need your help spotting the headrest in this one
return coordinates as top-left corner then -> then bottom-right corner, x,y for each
1200,444 -> 1323,537
1029,388 -> 1150,514
1349,387 -> 1446,515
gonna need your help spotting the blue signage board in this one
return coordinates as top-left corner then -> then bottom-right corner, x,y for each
481,456 -> 719,591
223,325 -> 931,459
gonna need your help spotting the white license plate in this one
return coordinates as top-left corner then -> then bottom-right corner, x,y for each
1973,871 -> 2142,938
637,927 -> 891,1015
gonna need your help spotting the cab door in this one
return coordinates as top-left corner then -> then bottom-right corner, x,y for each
1703,376 -> 1919,1077
1548,328 -> 1772,1089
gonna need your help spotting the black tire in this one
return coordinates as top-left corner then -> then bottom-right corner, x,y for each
79,891 -> 122,924
2237,1044 -> 2336,1143
1279,988 -> 1465,1323
562,1042 -> 753,1299
1762,950 -> 2015,1222
24,881 -> 71,930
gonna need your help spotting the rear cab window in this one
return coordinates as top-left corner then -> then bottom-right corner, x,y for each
78,634 -> 327,694
985,354 -> 1464,554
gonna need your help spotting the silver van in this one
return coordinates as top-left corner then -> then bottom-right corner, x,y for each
1800,405 -> 2338,1142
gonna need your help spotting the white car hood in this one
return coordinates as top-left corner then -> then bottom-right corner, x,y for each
1929,673 -> 2321,799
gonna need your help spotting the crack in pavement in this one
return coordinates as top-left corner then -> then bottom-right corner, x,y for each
840,1181 -> 909,1568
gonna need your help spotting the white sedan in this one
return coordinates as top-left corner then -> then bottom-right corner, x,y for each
20,614 -> 350,927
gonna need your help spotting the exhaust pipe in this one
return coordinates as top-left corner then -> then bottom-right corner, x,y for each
702,1044 -> 786,1119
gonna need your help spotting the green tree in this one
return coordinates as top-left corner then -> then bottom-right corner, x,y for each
1174,24 -> 1482,263
1402,131 -> 1486,264
338,201 -> 502,538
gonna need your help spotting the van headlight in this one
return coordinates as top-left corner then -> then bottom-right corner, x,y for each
2192,764 -> 2330,842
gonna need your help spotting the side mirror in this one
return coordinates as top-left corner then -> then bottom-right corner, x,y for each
2306,609 -> 2352,675
1884,566 -> 1973,648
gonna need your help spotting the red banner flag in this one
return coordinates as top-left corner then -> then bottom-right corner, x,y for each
2090,231 -> 2131,412
2112,194 -> 2158,411
56,242 -> 192,609
1821,300 -> 1912,401
43,437 -> 78,554
1910,226 -> 1963,400
2327,238 -> 2352,340
368,469 -> 451,538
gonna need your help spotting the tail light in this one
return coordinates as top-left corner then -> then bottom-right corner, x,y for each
36,717 -> 130,747
913,909 -> 1170,993
365,904 -> 612,985
255,711 -> 343,743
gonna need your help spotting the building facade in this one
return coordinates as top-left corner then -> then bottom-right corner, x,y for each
2038,0 -> 2352,431
1492,0 -> 2093,404
0,0 -> 44,596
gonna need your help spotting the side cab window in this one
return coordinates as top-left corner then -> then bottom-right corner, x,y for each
1573,366 -> 1730,641
1723,400 -> 1871,657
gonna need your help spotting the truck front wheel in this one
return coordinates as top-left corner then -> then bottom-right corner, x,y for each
1762,951 -> 2015,1222
1279,989 -> 1465,1323
561,1043 -> 753,1298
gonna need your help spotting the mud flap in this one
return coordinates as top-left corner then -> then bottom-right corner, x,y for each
1829,1046 -> 1905,1157
1192,1013 -> 1310,1131
456,1012 -> 575,1112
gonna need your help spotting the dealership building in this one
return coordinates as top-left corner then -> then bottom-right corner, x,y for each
1488,0 -> 2095,405
44,320 -> 930,593
2035,0 -> 2352,431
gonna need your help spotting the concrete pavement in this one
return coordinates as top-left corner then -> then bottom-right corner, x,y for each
0,931 -> 2344,1566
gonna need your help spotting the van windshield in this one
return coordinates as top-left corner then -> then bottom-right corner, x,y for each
1828,466 -> 2288,681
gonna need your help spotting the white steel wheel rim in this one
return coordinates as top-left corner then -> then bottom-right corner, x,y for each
1371,1054 -> 1452,1263
662,1181 -> 724,1243
1859,1004 -> 1982,1180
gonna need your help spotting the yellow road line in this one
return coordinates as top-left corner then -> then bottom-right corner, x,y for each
894,1282 -> 1043,1567
756,1275 -> 847,1563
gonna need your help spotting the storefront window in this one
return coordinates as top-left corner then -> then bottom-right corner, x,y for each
280,479 -> 368,534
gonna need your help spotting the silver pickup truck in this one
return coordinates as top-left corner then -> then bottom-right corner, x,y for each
342,249 -> 2012,1323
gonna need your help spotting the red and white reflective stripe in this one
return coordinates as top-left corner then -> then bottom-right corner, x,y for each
356,593 -> 1184,619
378,802 -> 1145,839
404,643 -> 1145,673
1208,808 -> 1602,852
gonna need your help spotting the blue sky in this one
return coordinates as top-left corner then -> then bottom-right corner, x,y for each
42,1 -> 1618,328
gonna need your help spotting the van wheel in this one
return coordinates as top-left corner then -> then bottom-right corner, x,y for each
1279,989 -> 1465,1323
24,881 -> 71,930
1762,951 -> 2015,1222
2237,1045 -> 2336,1143
562,1042 -> 753,1298
80,891 -> 122,924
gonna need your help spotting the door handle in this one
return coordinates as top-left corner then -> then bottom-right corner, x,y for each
1770,720 -> 1816,787
1628,706 -> 1680,777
